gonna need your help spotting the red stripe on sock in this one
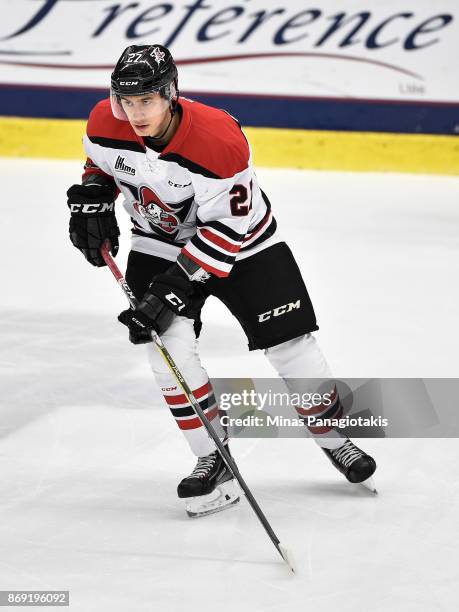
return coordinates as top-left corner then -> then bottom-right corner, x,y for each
163,381 -> 211,406
176,406 -> 219,430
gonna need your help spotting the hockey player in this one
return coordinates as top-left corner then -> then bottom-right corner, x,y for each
67,44 -> 376,517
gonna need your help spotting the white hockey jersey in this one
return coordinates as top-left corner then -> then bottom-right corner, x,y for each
82,97 -> 279,277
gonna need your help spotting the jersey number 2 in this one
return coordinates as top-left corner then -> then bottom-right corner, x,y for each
230,182 -> 252,216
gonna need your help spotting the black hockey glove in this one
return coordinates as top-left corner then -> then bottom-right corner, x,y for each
67,183 -> 120,267
118,263 -> 205,344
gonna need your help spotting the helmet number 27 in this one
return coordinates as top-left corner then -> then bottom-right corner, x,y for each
126,52 -> 144,63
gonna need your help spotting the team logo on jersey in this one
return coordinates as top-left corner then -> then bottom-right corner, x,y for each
120,180 -> 194,238
134,186 -> 180,234
150,47 -> 165,65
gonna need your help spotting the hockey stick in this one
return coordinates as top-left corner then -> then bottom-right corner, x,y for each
100,241 -> 296,574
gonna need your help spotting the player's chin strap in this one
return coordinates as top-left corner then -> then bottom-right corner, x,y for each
99,240 -> 296,575
148,111 -> 174,141
147,90 -> 180,142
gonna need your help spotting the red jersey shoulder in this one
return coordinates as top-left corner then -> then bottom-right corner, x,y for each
167,98 -> 250,179
86,98 -> 139,142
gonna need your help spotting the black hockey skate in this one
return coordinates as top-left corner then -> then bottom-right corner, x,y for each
322,439 -> 377,493
177,446 -> 240,518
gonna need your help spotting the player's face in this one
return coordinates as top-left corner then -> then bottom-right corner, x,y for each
120,94 -> 170,137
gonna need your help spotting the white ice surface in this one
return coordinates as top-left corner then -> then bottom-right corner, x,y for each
1,159 -> 459,611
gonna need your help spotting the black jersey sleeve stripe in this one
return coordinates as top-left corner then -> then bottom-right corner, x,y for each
190,235 -> 238,263
160,152 -> 222,179
260,189 -> 272,208
88,135 -> 145,153
196,218 -> 245,242
240,217 -> 277,251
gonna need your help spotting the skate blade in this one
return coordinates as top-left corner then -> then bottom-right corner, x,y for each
185,480 -> 240,518
358,476 -> 378,494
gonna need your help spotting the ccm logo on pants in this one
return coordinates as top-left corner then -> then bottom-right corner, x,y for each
257,300 -> 301,323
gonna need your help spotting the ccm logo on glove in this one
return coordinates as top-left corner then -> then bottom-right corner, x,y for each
66,182 -> 119,267
165,292 -> 185,311
69,202 -> 115,214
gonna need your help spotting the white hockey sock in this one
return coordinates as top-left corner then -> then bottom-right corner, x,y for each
157,374 -> 224,457
265,333 -> 346,450
147,317 -> 225,457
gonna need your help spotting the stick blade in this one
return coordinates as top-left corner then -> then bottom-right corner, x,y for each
278,543 -> 297,574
